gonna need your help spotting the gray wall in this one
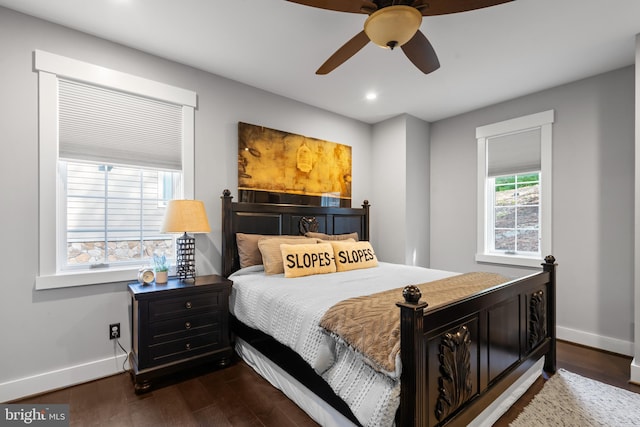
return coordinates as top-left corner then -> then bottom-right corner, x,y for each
0,7 -> 372,401
371,116 -> 407,263
405,115 -> 431,267
430,66 -> 635,354
371,114 -> 431,266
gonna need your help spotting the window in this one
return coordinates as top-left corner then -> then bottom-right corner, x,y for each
476,110 -> 553,268
35,50 -> 197,289
62,161 -> 180,269
490,172 -> 540,255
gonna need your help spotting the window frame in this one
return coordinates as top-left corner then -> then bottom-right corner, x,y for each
476,110 -> 554,268
35,50 -> 197,289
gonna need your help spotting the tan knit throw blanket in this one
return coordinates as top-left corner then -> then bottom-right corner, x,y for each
319,272 -> 508,374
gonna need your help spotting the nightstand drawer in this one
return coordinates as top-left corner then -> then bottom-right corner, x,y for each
149,312 -> 221,344
148,331 -> 221,364
148,291 -> 222,321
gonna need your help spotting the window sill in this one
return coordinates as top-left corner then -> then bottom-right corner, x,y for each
35,267 -> 139,290
475,253 -> 544,269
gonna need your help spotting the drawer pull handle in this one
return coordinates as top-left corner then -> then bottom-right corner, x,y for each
185,302 -> 192,309
185,343 -> 191,350
185,322 -> 192,329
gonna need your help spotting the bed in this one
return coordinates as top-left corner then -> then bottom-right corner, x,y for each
220,189 -> 557,426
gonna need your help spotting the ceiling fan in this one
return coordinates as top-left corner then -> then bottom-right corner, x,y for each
286,0 -> 514,75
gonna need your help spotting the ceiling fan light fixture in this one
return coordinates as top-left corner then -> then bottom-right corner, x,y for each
364,5 -> 422,49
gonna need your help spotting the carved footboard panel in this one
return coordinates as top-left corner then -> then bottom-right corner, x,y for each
397,257 -> 557,427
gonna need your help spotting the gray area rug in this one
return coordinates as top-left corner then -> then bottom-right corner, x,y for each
510,368 -> 640,426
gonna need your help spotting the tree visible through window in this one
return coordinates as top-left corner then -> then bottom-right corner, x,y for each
491,172 -> 540,255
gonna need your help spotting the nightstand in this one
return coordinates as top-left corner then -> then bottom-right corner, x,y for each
128,274 -> 233,393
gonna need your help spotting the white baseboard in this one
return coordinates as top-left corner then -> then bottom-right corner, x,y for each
0,353 -> 128,403
630,358 -> 640,385
557,326 -> 634,356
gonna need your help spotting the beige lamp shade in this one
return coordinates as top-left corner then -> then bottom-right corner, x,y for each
160,200 -> 211,234
364,5 -> 422,49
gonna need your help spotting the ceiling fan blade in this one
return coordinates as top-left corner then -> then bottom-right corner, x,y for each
401,30 -> 440,74
316,31 -> 370,75
412,0 -> 513,16
286,0 -> 375,14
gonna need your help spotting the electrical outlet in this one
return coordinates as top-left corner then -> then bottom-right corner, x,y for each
109,323 -> 120,340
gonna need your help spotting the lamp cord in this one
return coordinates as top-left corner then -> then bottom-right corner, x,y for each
113,337 -> 130,373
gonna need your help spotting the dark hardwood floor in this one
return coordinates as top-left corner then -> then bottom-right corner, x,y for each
13,340 -> 640,426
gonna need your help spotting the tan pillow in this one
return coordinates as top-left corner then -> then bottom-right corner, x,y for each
258,237 -> 317,274
305,231 -> 359,241
318,238 -> 355,244
330,240 -> 378,272
236,233 -> 307,268
281,243 -> 337,278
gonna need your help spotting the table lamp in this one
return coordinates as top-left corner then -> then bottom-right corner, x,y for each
160,199 -> 211,281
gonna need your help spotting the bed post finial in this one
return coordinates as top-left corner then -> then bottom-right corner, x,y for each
222,189 -> 232,199
402,285 -> 423,304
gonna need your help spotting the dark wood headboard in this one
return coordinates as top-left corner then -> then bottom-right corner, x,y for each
221,189 -> 370,278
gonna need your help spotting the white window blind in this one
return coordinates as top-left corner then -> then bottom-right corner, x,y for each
58,79 -> 182,170
487,128 -> 541,177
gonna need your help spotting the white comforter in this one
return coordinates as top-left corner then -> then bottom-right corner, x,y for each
229,262 -> 456,427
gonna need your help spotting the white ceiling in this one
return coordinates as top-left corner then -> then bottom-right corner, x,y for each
2,0 -> 639,124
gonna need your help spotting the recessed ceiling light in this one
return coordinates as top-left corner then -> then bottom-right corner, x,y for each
365,92 -> 377,101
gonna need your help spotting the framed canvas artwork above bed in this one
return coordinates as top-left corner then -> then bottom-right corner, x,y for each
237,122 -> 352,207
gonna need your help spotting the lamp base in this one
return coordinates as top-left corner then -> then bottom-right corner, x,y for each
176,232 -> 196,281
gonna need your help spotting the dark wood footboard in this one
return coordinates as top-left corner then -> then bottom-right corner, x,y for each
397,257 -> 557,427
